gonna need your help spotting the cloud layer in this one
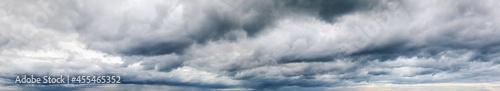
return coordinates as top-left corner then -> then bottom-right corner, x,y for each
1,0 -> 500,90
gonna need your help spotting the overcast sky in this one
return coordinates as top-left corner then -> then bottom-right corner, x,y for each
1,0 -> 500,90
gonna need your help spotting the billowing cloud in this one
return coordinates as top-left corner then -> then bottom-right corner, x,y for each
1,0 -> 500,90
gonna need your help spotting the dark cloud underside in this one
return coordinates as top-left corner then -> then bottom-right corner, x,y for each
1,0 -> 500,90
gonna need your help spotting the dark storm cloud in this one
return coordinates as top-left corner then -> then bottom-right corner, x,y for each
280,0 -> 379,22
73,0 -> 282,56
75,0 -> 378,56
2,0 -> 500,90
121,40 -> 192,56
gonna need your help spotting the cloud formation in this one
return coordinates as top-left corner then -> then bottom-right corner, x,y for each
1,0 -> 500,90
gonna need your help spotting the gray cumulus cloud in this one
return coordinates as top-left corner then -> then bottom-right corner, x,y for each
1,0 -> 500,90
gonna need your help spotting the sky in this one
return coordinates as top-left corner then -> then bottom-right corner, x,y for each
1,0 -> 500,90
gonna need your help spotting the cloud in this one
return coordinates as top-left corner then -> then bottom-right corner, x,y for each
1,0 -> 500,90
